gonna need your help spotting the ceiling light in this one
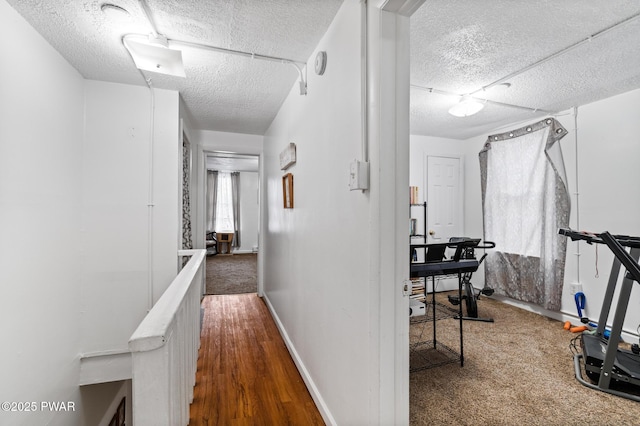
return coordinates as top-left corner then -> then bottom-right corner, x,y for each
448,96 -> 485,117
121,0 -> 307,91
123,34 -> 186,77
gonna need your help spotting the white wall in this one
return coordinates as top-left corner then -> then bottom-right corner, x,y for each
1,3 -> 184,424
238,171 -> 259,253
80,81 -> 181,354
262,1 -> 373,424
459,89 -> 640,336
0,1 -> 85,424
561,90 -> 640,334
410,135 -> 469,290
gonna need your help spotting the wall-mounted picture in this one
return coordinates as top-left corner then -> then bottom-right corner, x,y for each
279,142 -> 297,170
282,173 -> 294,208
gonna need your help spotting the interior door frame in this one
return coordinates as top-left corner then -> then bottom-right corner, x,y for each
425,154 -> 465,244
197,149 -> 263,297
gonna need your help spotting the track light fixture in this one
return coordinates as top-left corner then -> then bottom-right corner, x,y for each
123,34 -> 186,77
118,0 -> 307,93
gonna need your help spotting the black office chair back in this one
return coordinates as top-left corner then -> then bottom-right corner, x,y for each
425,245 -> 447,262
448,237 -> 481,261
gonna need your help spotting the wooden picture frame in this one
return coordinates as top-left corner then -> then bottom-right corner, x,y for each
282,173 -> 294,208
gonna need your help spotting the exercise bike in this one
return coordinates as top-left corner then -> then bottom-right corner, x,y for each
446,238 -> 495,322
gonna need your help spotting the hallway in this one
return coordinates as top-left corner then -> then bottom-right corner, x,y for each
189,294 -> 324,425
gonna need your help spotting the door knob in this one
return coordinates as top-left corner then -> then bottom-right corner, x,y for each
429,230 -> 435,236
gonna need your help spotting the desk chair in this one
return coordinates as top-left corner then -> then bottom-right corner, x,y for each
447,237 -> 494,322
206,231 -> 217,256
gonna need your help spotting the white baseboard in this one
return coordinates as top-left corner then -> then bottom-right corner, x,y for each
262,294 -> 336,426
492,295 -> 639,343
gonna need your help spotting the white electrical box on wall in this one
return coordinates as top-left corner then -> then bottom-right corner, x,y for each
349,160 -> 369,191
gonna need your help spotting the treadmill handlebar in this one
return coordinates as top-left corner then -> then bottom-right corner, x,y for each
600,232 -> 640,284
410,239 -> 495,250
558,228 -> 640,249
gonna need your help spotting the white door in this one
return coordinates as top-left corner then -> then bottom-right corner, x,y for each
426,156 -> 463,244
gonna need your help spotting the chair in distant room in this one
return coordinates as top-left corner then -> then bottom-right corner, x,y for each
206,231 -> 217,256
216,231 -> 234,255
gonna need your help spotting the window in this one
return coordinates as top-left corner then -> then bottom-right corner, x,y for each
215,172 -> 234,232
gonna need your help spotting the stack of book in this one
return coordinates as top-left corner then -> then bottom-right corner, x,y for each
410,277 -> 425,303
409,186 -> 420,204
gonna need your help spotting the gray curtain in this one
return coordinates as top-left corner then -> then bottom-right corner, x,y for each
206,170 -> 218,232
182,140 -> 193,250
479,118 -> 570,311
230,172 -> 240,248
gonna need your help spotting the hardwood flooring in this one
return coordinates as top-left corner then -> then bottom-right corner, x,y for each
189,294 -> 325,425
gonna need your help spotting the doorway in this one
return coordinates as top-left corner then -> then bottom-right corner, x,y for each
204,152 -> 260,295
424,155 -> 464,292
426,155 -> 463,244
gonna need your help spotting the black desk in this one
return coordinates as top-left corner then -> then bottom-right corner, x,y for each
409,241 -> 480,371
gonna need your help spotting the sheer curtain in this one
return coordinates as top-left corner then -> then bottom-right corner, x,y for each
206,171 -> 218,232
479,118 -> 570,311
214,172 -> 234,231
208,171 -> 241,248
230,172 -> 240,248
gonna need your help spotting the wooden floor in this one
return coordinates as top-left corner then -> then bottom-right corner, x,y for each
189,294 -> 325,425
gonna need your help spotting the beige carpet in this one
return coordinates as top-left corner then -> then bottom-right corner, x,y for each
410,292 -> 640,425
205,253 -> 257,295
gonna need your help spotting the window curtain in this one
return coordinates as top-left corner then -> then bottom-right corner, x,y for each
479,118 -> 570,311
182,140 -> 193,250
230,172 -> 241,248
206,170 -> 218,232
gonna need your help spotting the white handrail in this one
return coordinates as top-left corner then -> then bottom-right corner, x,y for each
129,249 -> 206,426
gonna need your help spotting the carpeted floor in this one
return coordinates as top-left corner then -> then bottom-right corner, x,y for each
410,292 -> 640,425
205,253 -> 257,295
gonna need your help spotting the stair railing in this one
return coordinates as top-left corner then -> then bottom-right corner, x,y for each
128,249 -> 205,426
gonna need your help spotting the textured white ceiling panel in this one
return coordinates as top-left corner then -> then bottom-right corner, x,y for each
7,0 -> 640,140
7,0 -> 343,135
410,1 -> 640,139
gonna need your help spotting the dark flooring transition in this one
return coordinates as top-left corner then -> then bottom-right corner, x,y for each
205,253 -> 257,295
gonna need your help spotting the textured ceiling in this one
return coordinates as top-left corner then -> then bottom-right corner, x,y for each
411,1 -> 640,139
7,1 -> 640,140
6,0 -> 343,135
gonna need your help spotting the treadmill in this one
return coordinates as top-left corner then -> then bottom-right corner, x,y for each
559,228 -> 640,401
